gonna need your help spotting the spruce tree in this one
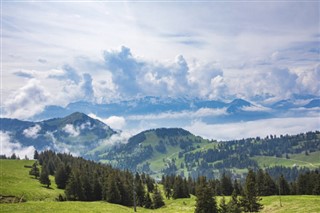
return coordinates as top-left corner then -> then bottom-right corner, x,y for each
278,174 -> 290,195
29,162 -> 40,179
241,169 -> 263,212
39,167 -> 51,188
195,176 -> 218,213
106,173 -> 121,204
55,163 -> 68,189
227,190 -> 242,213
152,185 -> 165,209
144,192 -> 153,209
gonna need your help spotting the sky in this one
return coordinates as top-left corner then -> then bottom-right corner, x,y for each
1,1 -> 320,141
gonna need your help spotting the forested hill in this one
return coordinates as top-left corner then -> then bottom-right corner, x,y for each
99,129 -> 320,180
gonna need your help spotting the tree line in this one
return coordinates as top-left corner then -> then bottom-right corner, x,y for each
30,150 -> 165,209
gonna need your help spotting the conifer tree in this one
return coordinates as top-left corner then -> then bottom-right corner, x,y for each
152,185 -> 165,209
106,173 -> 121,204
227,190 -> 242,213
241,169 -> 263,212
39,167 -> 51,188
55,163 -> 68,189
195,176 -> 218,213
144,192 -> 153,209
278,174 -> 290,195
29,162 -> 40,179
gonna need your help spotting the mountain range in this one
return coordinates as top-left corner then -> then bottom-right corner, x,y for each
31,96 -> 320,123
1,111 -> 319,180
1,112 -> 115,156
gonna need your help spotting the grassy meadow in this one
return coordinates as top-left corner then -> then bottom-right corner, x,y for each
1,159 -> 320,212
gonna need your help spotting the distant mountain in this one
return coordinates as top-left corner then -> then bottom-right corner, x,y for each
226,98 -> 252,113
271,99 -> 296,110
98,128 -> 212,176
0,112 -> 116,156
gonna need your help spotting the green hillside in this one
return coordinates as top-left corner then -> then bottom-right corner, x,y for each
0,160 -> 64,201
1,159 -> 320,213
99,129 -> 320,179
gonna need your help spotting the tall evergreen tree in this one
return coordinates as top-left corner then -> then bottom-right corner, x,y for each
106,173 -> 121,204
241,169 -> 263,212
29,162 -> 40,179
144,192 -> 153,209
227,190 -> 242,213
55,163 -> 68,189
39,167 -> 51,188
278,174 -> 290,195
195,176 -> 218,213
152,185 -> 165,209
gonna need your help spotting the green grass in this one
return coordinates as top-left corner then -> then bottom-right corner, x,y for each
0,160 -> 64,201
1,195 -> 320,213
1,160 -> 320,213
252,151 -> 320,169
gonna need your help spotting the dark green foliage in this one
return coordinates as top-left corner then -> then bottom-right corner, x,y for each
55,163 -> 69,189
34,150 -> 39,160
106,173 -> 121,204
135,173 -> 145,206
195,176 -> 218,213
172,176 -> 190,199
220,173 -> 233,196
227,190 -> 242,213
152,185 -> 165,209
278,174 -> 290,195
39,167 -> 51,188
144,193 -> 153,209
240,169 -> 263,212
29,162 -> 40,179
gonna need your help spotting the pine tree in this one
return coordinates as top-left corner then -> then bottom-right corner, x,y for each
227,190 -> 242,213
39,167 -> 51,188
240,169 -> 263,212
106,173 -> 121,204
29,162 -> 40,179
144,192 -> 153,209
135,173 -> 145,206
220,173 -> 233,196
195,176 -> 218,213
55,163 -> 68,189
152,185 -> 165,209
65,170 -> 85,201
278,174 -> 290,195
34,150 -> 39,160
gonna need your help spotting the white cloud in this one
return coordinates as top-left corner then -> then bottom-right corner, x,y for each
4,79 -> 49,119
128,108 -> 227,121
0,131 -> 35,159
23,124 -> 41,139
62,124 -> 80,137
104,116 -> 126,130
185,117 -> 320,141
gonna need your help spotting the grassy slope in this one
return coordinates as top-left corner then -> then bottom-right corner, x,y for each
252,151 -> 320,169
1,160 -> 320,212
0,160 -> 64,201
1,196 -> 320,213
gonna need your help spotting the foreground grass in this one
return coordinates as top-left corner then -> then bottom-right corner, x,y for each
0,160 -> 64,201
1,160 -> 320,212
1,195 -> 319,213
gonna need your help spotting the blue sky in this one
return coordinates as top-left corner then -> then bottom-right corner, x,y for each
1,1 -> 320,139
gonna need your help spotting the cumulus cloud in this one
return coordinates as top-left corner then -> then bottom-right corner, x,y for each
185,116 -> 320,141
23,124 -> 41,139
62,124 -> 80,137
4,79 -> 49,119
89,113 -> 126,130
48,64 -> 81,84
1,131 -> 35,159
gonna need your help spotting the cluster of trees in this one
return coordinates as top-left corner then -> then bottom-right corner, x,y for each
32,150 -> 165,209
0,153 -> 30,160
183,131 -> 319,178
